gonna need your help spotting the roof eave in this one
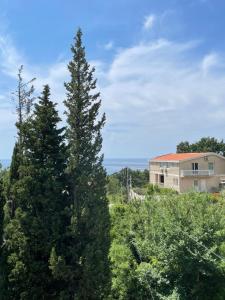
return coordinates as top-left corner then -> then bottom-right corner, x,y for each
150,152 -> 225,163
180,152 -> 225,162
151,159 -> 179,163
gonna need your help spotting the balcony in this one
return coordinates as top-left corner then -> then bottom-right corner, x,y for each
181,170 -> 214,177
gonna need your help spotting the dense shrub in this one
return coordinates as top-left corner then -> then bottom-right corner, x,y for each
109,193 -> 225,299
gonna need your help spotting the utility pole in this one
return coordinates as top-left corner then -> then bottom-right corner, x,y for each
126,168 -> 133,202
126,167 -> 130,202
129,174 -> 132,190
129,174 -> 132,202
123,167 -> 132,202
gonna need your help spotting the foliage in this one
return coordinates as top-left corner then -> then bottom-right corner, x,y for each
6,66 -> 36,221
62,28 -> 111,299
0,167 -> 6,293
4,85 -> 68,299
109,193 -> 225,299
177,137 -> 225,156
7,143 -> 21,219
107,176 -> 122,195
111,168 -> 149,188
133,187 -> 147,195
147,184 -> 178,196
12,65 -> 35,145
1,29 -> 225,300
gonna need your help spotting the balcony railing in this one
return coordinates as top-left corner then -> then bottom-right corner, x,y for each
181,170 -> 214,177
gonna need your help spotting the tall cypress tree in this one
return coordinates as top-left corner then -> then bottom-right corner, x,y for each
5,85 -> 67,299
63,28 -> 111,299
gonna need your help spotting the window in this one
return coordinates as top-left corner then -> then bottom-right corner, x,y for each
192,163 -> 198,170
160,162 -> 178,168
192,163 -> 199,174
160,162 -> 168,168
159,175 -> 164,184
208,162 -> 214,171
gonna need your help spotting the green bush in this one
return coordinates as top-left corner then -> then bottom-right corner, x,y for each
109,193 -> 225,299
146,183 -> 178,196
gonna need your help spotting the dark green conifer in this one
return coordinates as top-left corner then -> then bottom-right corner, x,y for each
7,143 -> 20,218
62,28 -> 111,299
5,85 -> 67,299
0,168 -> 5,294
1,67 -> 36,299
7,67 -> 35,219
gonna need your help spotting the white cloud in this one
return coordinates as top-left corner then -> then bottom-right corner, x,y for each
0,33 -> 69,109
143,14 -> 156,30
95,40 -> 225,157
1,30 -> 225,158
0,34 -> 70,156
104,41 -> 114,50
0,35 -> 24,78
201,53 -> 220,74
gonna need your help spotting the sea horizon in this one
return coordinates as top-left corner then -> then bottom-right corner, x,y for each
0,158 -> 149,175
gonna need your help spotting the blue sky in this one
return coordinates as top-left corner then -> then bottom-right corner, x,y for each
0,0 -> 225,158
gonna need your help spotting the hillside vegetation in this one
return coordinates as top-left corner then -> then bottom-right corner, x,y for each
107,171 -> 225,299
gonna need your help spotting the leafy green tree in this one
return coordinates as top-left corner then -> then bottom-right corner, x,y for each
177,137 -> 225,156
111,168 -> 149,189
110,193 -> 225,299
5,85 -> 67,299
176,141 -> 191,153
62,28 -> 111,299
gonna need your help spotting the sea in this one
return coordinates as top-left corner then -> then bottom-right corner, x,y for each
0,158 -> 149,175
104,158 -> 148,174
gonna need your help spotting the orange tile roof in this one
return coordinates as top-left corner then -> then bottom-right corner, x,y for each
152,153 -> 206,161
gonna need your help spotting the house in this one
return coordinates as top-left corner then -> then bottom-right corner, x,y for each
149,152 -> 225,193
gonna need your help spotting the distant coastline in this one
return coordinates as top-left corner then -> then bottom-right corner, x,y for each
1,158 -> 148,174
104,158 -> 148,174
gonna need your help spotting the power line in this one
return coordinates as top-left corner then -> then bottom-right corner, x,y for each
183,231 -> 225,262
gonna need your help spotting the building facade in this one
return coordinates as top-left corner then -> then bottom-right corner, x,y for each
149,152 -> 225,193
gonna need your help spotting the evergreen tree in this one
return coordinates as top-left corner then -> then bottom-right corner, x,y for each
0,168 -> 4,253
0,167 -> 5,295
13,65 -> 35,145
62,28 -> 110,299
6,67 -> 36,219
5,85 -> 67,299
7,143 -> 20,218
1,67 -> 36,299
